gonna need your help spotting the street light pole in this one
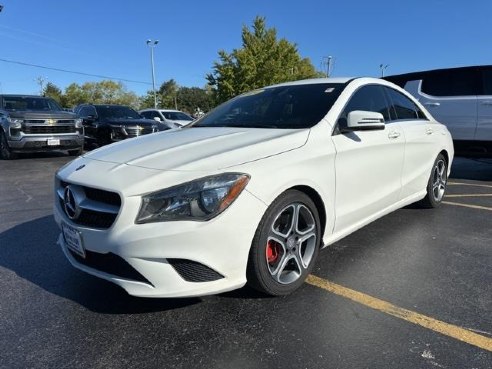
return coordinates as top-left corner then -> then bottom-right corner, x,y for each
146,39 -> 159,108
380,64 -> 389,77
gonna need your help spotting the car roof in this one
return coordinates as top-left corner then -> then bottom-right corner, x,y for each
0,94 -> 49,98
266,77 -> 355,89
139,108 -> 185,113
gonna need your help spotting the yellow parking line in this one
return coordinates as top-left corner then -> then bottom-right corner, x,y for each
445,194 -> 492,198
442,201 -> 492,211
448,182 -> 492,189
306,275 -> 492,352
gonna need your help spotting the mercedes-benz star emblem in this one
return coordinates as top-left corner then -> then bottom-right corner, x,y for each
63,186 -> 81,220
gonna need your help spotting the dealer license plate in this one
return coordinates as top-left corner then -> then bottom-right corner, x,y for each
47,138 -> 60,146
62,222 -> 85,258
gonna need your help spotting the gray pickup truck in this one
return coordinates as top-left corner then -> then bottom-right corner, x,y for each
0,94 -> 84,159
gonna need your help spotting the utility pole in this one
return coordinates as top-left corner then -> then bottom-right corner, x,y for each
35,76 -> 47,95
321,56 -> 333,77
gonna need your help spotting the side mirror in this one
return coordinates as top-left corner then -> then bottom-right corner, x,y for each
82,115 -> 96,123
346,110 -> 385,131
153,116 -> 162,122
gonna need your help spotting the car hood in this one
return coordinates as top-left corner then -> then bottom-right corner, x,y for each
83,127 -> 309,171
103,118 -> 156,126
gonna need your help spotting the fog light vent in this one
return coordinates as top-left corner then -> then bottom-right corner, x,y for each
168,259 -> 224,282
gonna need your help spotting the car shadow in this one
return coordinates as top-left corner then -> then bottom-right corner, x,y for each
450,157 -> 492,181
0,215 -> 201,314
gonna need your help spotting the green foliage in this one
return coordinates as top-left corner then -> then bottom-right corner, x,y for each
159,79 -> 179,108
207,16 -> 323,103
177,87 -> 213,114
61,80 -> 139,109
43,82 -> 63,103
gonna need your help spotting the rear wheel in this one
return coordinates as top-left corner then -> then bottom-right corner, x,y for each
417,153 -> 448,208
0,132 -> 16,160
247,190 -> 321,296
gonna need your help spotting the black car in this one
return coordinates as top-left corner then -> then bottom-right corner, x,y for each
75,104 -> 166,148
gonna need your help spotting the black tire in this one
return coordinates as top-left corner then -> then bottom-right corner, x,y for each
417,153 -> 448,208
247,190 -> 321,296
68,147 -> 83,156
0,131 -> 16,160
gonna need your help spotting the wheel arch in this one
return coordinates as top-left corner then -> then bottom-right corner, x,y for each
290,185 -> 327,242
439,149 -> 449,165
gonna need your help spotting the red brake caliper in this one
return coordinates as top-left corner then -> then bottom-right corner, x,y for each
266,240 -> 280,264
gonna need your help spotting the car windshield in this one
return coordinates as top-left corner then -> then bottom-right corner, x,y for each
193,83 -> 345,129
2,96 -> 63,112
162,111 -> 193,121
96,106 -> 141,120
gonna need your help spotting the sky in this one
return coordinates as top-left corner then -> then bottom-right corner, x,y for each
0,0 -> 490,98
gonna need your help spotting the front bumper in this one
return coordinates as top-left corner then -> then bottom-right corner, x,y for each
54,188 -> 266,298
9,134 -> 84,152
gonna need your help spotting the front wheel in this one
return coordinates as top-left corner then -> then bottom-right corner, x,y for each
247,190 -> 321,296
0,132 -> 16,160
417,153 -> 448,208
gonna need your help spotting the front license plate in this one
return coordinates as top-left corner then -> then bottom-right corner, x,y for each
47,138 -> 60,146
62,222 -> 85,258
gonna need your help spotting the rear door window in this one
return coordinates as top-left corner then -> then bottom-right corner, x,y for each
421,69 -> 480,97
481,67 -> 492,96
384,87 -> 427,120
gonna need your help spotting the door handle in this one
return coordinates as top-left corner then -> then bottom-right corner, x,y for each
480,101 -> 492,106
426,128 -> 434,135
388,131 -> 401,139
424,102 -> 441,107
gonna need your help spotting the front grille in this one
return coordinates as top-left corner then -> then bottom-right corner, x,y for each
68,249 -> 153,286
58,181 -> 121,229
84,186 -> 121,207
23,125 -> 76,134
168,259 -> 224,282
125,126 -> 155,137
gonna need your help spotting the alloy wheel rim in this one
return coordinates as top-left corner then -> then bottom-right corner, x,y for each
432,159 -> 447,202
265,203 -> 317,284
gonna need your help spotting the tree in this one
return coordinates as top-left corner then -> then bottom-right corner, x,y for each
62,80 -> 139,109
177,87 -> 213,114
207,16 -> 323,103
43,82 -> 63,104
158,79 -> 179,109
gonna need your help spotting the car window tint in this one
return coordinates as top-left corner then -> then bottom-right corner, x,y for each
194,83 -> 345,129
79,107 -> 95,117
482,68 -> 492,95
385,87 -> 426,120
421,69 -> 480,96
341,85 -> 391,121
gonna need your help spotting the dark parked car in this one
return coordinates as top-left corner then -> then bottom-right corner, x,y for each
0,94 -> 84,159
75,104 -> 166,148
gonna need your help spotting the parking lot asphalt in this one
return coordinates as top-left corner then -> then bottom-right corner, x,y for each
0,153 -> 491,369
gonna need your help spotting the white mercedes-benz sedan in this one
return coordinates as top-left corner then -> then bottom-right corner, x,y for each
54,77 -> 454,297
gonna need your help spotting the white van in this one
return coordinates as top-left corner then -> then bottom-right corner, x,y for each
385,66 -> 492,156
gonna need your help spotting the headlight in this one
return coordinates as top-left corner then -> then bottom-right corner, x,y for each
8,117 -> 23,129
136,173 -> 250,223
74,118 -> 83,128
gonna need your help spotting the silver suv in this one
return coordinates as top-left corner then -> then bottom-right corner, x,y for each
0,95 -> 84,159
385,65 -> 492,156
